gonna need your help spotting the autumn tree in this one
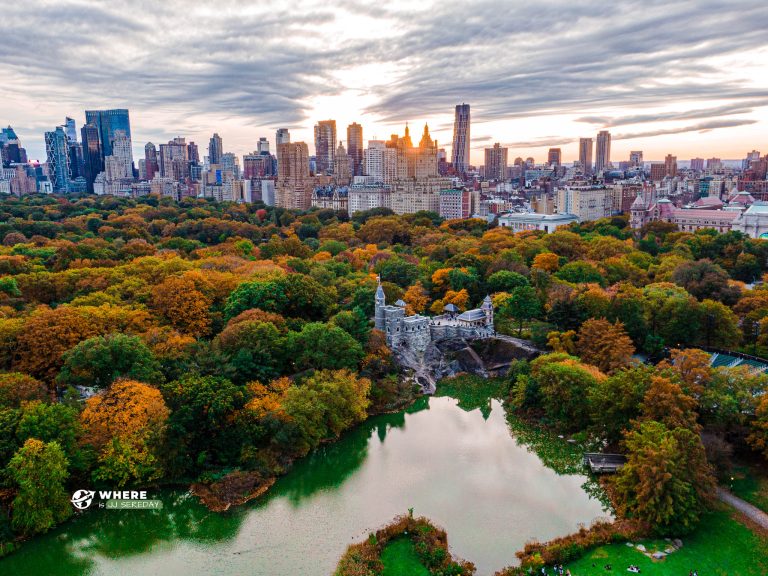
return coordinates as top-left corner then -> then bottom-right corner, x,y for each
151,276 -> 213,337
8,439 -> 71,536
403,281 -> 430,315
0,373 -> 47,407
530,353 -> 605,431
589,365 -> 654,445
57,333 -> 163,390
531,252 -> 560,273
639,376 -> 700,431
747,396 -> 768,460
657,348 -> 712,397
615,421 -> 715,535
576,318 -> 635,374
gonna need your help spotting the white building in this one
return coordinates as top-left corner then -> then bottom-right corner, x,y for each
363,140 -> 397,184
498,212 -> 579,233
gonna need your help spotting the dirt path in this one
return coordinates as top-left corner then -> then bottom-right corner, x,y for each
717,487 -> 768,529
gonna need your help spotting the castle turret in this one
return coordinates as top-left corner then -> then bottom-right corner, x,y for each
481,295 -> 494,327
374,275 -> 386,331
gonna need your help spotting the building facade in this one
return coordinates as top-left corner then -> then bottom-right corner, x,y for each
451,103 -> 470,175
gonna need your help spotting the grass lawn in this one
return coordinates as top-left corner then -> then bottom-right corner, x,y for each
381,538 -> 430,576
565,508 -> 768,576
730,460 -> 768,513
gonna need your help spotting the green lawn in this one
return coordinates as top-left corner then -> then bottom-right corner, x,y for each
381,538 -> 430,576
566,509 -> 768,576
731,461 -> 768,513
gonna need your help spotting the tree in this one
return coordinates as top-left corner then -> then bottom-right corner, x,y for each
671,259 -> 740,304
16,401 -> 81,470
501,286 -> 541,336
487,270 -> 529,293
151,276 -> 212,337
8,439 -> 71,536
554,261 -> 605,286
703,366 -> 768,431
615,421 -> 715,535
531,252 -> 560,273
80,380 -> 169,453
214,320 -> 286,383
657,348 -> 712,397
375,258 -> 420,288
576,318 -> 635,374
0,373 -> 47,408
639,376 -> 700,431
287,323 -> 364,372
282,369 -> 371,454
589,365 -> 654,445
57,334 -> 163,390
225,274 -> 335,321
530,353 -> 605,431
330,308 -> 370,345
403,281 -> 430,315
747,396 -> 768,460
697,299 -> 741,348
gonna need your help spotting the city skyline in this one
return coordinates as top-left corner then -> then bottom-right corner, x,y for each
2,0 -> 768,163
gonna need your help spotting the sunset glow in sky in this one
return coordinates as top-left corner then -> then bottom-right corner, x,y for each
2,0 -> 767,164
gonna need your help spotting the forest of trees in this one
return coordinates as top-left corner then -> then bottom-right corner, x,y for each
2,194 -> 768,554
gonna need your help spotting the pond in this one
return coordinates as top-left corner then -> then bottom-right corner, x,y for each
0,396 -> 609,576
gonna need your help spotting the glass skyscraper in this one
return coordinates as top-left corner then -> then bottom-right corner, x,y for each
84,109 -> 131,159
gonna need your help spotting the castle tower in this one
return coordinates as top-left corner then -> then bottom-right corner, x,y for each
481,295 -> 494,327
374,275 -> 386,331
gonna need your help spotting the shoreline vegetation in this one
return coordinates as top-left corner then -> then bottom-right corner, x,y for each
2,195 -> 768,571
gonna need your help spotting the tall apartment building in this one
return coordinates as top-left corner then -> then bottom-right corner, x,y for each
629,151 -> 643,167
691,158 -> 704,172
650,163 -> 666,181
451,103 -> 470,175
556,185 -> 613,221
277,141 -> 312,209
314,120 -> 336,175
484,143 -> 508,181
159,137 -> 190,181
579,138 -> 593,174
595,130 -> 611,173
347,122 -> 363,176
439,188 -> 471,219
334,141 -> 352,185
364,140 -> 397,184
665,154 -> 678,177
144,143 -> 158,180
80,122 -> 103,193
276,128 -> 290,145
548,148 -> 562,167
208,133 -> 223,165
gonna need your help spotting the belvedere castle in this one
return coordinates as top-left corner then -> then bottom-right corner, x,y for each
374,277 -> 495,352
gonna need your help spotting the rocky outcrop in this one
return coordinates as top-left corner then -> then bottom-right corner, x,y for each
393,335 -> 540,393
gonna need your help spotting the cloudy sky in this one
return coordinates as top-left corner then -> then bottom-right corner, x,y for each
2,0 -> 767,165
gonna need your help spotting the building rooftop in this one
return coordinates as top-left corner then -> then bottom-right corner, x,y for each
457,309 -> 486,322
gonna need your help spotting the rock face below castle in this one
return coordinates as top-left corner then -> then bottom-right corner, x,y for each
374,279 -> 495,353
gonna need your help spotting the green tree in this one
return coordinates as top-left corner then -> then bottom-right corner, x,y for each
57,334 -> 163,390
554,261 -> 605,285
8,439 -> 71,536
589,365 -> 654,445
330,308 -> 371,345
615,421 -> 715,535
225,274 -> 335,320
282,369 -> 371,454
287,323 -> 364,372
501,286 -> 541,336
486,270 -> 529,294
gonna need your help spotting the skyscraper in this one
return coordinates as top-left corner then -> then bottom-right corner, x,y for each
314,120 -> 336,175
484,143 -> 508,181
159,137 -> 190,181
45,126 -> 71,193
347,122 -> 363,176
665,154 -> 678,177
451,103 -> 470,175
257,137 -> 270,154
334,141 -> 352,184
144,143 -> 159,180
595,130 -> 611,173
548,148 -> 562,167
80,123 -> 102,193
364,140 -> 397,184
579,138 -> 593,174
208,133 -> 223,165
109,130 -> 133,179
629,151 -> 643,167
691,157 -> 704,172
276,128 -> 290,145
277,141 -> 311,209
84,109 -> 131,160
64,117 -> 78,143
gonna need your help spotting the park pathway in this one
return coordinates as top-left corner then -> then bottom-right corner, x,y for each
717,487 -> 768,529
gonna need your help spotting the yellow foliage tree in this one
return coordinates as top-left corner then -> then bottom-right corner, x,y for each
403,281 -> 429,315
